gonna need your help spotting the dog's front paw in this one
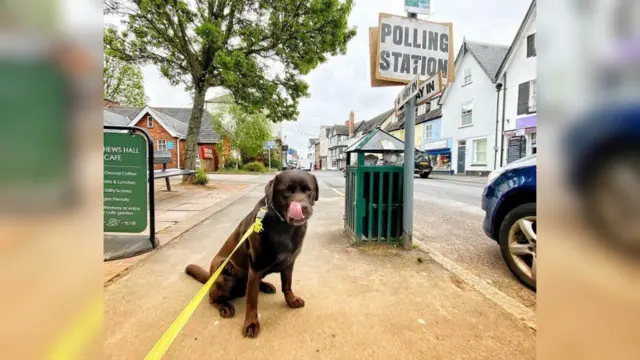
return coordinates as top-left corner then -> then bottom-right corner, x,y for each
242,319 -> 260,338
218,303 -> 235,318
286,296 -> 305,309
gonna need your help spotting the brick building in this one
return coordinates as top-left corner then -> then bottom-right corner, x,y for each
104,106 -> 221,171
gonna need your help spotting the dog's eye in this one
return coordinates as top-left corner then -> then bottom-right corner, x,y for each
301,185 -> 310,192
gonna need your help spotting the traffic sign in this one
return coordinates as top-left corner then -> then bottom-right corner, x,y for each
265,141 -> 276,150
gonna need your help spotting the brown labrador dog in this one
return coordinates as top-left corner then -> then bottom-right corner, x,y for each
185,170 -> 319,338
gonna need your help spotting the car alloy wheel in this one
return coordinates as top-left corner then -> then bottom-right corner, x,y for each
507,216 -> 536,284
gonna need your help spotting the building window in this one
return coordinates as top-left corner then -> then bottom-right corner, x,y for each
158,139 -> 167,151
464,68 -> 472,84
529,80 -> 537,113
147,115 -> 153,128
425,124 -> 433,139
531,132 -> 537,154
518,81 -> 537,115
527,33 -> 536,58
461,101 -> 473,126
473,139 -> 487,164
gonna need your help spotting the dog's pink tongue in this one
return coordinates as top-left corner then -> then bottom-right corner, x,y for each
289,202 -> 305,220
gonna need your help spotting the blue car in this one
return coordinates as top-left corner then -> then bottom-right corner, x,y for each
482,155 -> 537,290
564,103 -> 640,257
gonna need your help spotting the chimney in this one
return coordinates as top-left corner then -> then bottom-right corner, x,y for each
348,111 -> 355,137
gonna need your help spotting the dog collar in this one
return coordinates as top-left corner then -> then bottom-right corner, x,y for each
265,200 -> 286,222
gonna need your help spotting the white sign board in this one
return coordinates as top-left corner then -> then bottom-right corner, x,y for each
376,13 -> 454,84
405,0 -> 431,15
396,72 -> 443,115
424,139 -> 447,151
415,72 -> 443,105
394,75 -> 420,111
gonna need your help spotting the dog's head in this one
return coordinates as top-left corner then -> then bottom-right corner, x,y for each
265,170 -> 319,226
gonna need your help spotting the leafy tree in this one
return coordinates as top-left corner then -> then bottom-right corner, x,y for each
104,52 -> 148,107
104,0 -> 356,182
211,104 -> 272,161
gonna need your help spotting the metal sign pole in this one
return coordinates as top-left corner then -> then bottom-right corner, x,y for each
402,10 -> 418,249
269,149 -> 271,170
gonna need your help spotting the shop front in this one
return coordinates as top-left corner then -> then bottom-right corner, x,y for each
504,115 -> 537,164
423,138 -> 453,174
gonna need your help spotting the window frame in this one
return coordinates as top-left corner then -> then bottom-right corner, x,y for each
473,138 -> 488,165
528,80 -> 537,113
424,123 -> 433,139
463,68 -> 472,85
147,115 -> 154,128
526,33 -> 536,58
157,139 -> 168,151
460,101 -> 473,127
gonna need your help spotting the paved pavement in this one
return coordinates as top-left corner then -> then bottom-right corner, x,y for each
313,170 -> 536,309
104,180 -> 535,359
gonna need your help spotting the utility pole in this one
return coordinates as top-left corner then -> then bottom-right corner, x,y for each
403,9 -> 418,250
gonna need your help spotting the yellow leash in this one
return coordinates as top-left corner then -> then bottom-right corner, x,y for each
144,207 -> 267,360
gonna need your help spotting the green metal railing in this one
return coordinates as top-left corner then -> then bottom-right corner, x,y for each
345,165 -> 404,244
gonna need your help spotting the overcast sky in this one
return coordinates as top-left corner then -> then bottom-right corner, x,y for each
139,0 -> 532,158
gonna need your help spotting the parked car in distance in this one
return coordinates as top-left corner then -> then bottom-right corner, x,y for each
299,159 -> 312,172
415,151 -> 433,179
482,154 -> 537,290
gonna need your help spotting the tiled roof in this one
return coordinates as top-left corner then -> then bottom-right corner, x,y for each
354,108 -> 395,137
103,106 -> 220,143
103,110 -> 130,126
465,41 -> 510,81
333,125 -> 349,136
387,108 -> 443,132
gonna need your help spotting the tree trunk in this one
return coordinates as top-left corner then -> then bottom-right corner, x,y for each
181,85 -> 207,184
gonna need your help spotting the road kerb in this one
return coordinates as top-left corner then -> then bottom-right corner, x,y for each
413,236 -> 537,331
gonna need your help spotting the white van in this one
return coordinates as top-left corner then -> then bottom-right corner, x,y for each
299,159 -> 312,172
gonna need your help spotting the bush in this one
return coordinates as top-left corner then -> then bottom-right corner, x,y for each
243,161 -> 267,173
224,158 -> 240,169
192,168 -> 209,185
265,158 -> 281,170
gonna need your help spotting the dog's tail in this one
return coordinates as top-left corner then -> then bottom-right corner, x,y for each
185,264 -> 210,284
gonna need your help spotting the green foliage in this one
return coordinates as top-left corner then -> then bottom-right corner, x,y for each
192,168 -> 209,185
103,34 -> 148,107
104,0 -> 356,171
243,161 -> 267,173
211,104 -> 272,159
224,158 -> 241,169
265,158 -> 281,170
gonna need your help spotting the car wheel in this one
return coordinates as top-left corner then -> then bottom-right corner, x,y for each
498,203 -> 536,290
584,148 -> 640,256
419,172 -> 430,179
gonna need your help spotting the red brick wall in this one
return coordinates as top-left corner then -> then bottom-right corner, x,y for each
133,114 -> 179,170
134,112 -> 220,171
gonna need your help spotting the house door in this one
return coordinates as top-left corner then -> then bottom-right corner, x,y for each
457,141 -> 466,174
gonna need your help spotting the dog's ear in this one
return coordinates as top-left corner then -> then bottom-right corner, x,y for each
311,174 -> 319,202
265,177 -> 276,204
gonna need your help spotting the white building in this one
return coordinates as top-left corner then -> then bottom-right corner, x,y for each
440,40 -> 509,175
496,0 -> 537,166
307,138 -> 318,164
318,125 -> 333,170
328,125 -> 349,170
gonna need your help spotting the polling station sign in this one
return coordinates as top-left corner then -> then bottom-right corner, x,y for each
376,13 -> 454,84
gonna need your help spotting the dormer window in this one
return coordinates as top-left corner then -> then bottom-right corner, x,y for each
147,115 -> 153,128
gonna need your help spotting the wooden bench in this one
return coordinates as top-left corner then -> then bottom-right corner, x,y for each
153,151 -> 196,191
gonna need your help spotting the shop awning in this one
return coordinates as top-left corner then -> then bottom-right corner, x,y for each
426,148 -> 450,155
